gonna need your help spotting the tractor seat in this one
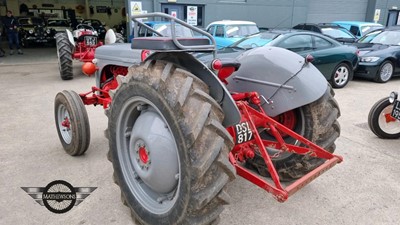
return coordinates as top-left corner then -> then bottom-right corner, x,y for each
131,37 -> 213,52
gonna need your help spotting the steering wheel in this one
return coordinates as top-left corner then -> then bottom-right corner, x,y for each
76,24 -> 95,31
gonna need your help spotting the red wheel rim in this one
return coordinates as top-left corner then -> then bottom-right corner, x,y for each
272,110 -> 297,137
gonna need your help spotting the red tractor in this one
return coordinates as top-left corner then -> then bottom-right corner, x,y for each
54,13 -> 343,224
55,24 -> 122,80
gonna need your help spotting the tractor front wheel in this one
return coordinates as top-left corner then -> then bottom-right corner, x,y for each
54,90 -> 90,156
55,32 -> 73,80
368,97 -> 400,139
107,60 -> 235,225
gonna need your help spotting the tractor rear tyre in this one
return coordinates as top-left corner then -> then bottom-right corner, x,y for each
55,32 -> 73,80
247,86 -> 341,180
107,60 -> 235,225
368,97 -> 400,139
54,90 -> 90,156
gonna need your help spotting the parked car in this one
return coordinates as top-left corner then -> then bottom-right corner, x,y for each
80,19 -> 106,39
332,21 -> 384,39
206,20 -> 259,49
353,26 -> 400,83
199,30 -> 359,88
18,17 -> 56,47
293,23 -> 358,43
47,18 -> 71,33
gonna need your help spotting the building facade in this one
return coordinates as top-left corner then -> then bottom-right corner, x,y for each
1,0 -> 400,28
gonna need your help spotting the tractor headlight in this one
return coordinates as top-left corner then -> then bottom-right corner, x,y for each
360,56 -> 380,62
29,29 -> 34,34
389,91 -> 398,104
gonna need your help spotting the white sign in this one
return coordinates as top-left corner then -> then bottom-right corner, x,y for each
171,10 -> 177,18
131,1 -> 142,15
374,9 -> 381,23
187,6 -> 198,26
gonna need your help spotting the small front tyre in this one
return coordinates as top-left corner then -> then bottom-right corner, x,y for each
368,97 -> 400,139
54,90 -> 90,156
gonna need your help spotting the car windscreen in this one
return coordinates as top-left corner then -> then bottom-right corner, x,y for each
361,25 -> 384,35
48,20 -> 69,27
83,20 -> 101,27
225,25 -> 259,38
19,17 -> 44,26
153,24 -> 194,37
370,30 -> 400,45
358,30 -> 383,43
233,32 -> 279,49
321,28 -> 354,38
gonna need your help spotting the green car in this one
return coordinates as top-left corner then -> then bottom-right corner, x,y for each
216,30 -> 359,88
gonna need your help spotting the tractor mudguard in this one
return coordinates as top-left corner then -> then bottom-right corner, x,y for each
146,51 -> 241,127
226,46 -> 328,117
65,29 -> 75,47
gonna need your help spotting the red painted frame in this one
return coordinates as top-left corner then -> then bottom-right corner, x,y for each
229,92 -> 343,202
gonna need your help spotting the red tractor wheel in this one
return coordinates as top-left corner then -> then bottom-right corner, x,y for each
107,60 -> 235,224
55,32 -> 73,80
54,90 -> 90,156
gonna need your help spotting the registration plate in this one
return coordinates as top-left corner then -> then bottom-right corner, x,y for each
84,36 -> 97,46
391,100 -> 400,120
234,122 -> 253,144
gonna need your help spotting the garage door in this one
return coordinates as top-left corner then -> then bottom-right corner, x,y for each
307,0 -> 369,23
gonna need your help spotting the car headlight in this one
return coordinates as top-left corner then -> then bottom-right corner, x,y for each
361,56 -> 380,62
389,91 -> 398,104
29,29 -> 34,34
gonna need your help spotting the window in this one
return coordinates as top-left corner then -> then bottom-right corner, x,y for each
215,26 -> 224,37
138,25 -> 148,37
350,26 -> 360,37
321,28 -> 354,38
278,35 -> 313,52
314,36 -> 332,49
207,25 -> 215,35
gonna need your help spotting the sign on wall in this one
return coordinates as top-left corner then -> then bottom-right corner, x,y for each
374,9 -> 381,23
131,1 -> 142,15
187,6 -> 197,26
171,10 -> 177,18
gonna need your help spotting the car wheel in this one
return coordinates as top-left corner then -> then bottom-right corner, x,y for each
331,62 -> 351,88
375,60 -> 393,83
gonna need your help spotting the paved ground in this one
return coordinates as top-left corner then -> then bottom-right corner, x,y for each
0,44 -> 399,225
